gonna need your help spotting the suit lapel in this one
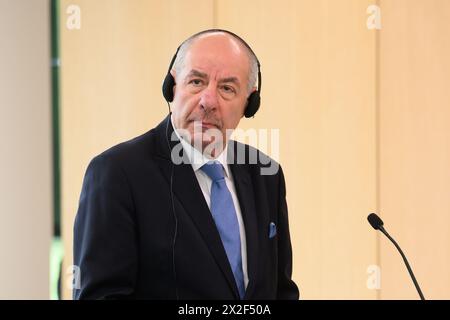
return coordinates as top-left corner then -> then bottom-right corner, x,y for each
154,116 -> 240,299
228,147 -> 259,300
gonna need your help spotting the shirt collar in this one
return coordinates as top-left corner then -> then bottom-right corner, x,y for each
170,115 -> 230,178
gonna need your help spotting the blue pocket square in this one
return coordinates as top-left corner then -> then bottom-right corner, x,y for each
269,222 -> 277,238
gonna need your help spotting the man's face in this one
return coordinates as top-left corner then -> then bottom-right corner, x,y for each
170,33 -> 252,157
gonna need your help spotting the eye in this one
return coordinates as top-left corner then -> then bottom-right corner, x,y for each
189,79 -> 204,87
221,85 -> 236,94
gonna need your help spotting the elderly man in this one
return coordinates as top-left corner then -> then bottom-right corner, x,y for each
73,29 -> 299,300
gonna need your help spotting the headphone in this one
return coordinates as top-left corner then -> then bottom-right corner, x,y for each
162,29 -> 262,118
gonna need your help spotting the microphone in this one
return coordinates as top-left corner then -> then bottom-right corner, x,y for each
367,213 -> 425,300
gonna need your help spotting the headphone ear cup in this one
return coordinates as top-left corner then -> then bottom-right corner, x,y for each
162,73 -> 176,102
244,91 -> 261,118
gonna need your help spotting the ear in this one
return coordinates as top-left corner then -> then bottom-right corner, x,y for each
170,69 -> 177,95
170,69 -> 176,79
241,99 -> 249,119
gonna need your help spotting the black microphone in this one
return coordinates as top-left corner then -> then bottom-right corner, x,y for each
367,213 -> 425,300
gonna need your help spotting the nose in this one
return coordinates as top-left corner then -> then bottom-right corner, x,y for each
199,83 -> 219,114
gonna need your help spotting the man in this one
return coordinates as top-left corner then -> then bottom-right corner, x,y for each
73,29 -> 299,300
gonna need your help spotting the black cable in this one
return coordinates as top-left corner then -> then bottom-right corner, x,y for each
165,110 -> 179,300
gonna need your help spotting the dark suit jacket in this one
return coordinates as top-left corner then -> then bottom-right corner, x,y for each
73,116 -> 299,300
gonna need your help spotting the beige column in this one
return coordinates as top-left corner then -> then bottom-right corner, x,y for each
0,0 -> 52,299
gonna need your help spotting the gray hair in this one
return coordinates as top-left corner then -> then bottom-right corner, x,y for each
172,31 -> 258,94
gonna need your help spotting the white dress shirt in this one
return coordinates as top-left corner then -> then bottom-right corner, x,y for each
171,116 -> 249,289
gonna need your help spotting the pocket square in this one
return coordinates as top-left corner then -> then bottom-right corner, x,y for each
269,222 -> 277,238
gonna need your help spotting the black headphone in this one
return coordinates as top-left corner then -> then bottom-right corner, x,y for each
162,29 -> 262,118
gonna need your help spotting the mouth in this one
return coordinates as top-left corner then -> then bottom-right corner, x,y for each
189,119 -> 220,130
200,122 -> 217,129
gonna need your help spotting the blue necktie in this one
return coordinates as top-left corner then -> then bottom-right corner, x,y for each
200,161 -> 245,299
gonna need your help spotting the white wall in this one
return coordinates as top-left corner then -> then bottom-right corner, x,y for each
0,0 -> 52,299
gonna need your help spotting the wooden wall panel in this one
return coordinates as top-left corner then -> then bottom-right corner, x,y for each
379,0 -> 450,299
217,0 -> 378,299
